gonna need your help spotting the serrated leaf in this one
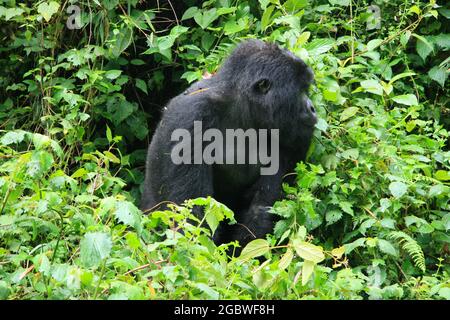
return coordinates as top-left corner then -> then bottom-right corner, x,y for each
292,239 -> 325,263
389,181 -> 408,198
428,66 -> 448,87
414,34 -> 434,61
114,201 -> 142,231
0,130 -> 26,145
80,232 -> 112,267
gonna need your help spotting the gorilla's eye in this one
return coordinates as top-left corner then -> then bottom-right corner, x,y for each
254,79 -> 271,94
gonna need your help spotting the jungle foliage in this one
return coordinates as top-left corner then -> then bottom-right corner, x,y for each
0,0 -> 449,299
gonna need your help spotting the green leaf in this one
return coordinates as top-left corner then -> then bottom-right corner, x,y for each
292,240 -> 325,263
414,34 -> 434,61
104,70 -> 122,80
194,8 -> 218,29
367,39 -> 383,51
329,0 -> 350,6
135,78 -> 148,94
278,248 -> 294,270
438,287 -> 450,300
428,66 -> 448,87
111,27 -> 132,58
106,126 -> 112,143
360,79 -> 383,95
344,238 -> 366,254
239,239 -> 270,260
80,232 -> 113,268
389,181 -> 408,198
181,6 -> 198,20
0,130 -> 26,145
391,94 -> 418,106
37,1 -> 60,22
435,170 -> 450,181
2,7 -> 24,21
340,107 -> 359,122
114,201 -> 142,231
302,260 -> 316,286
261,5 -> 275,31
378,239 -> 398,257
305,38 -> 335,56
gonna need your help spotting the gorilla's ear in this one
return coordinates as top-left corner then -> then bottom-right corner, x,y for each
253,78 -> 271,94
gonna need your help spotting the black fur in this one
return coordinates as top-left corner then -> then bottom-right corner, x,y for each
141,39 -> 316,248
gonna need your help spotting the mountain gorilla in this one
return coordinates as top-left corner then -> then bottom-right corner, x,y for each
141,39 -> 317,248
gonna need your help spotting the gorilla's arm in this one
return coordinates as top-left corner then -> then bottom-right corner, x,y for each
214,156 -> 294,245
141,92 -> 217,212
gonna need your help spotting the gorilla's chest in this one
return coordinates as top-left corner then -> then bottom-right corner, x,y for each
213,163 -> 261,190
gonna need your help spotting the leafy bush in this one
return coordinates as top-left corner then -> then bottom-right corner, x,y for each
0,0 -> 449,299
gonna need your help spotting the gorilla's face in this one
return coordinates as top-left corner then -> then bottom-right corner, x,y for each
226,41 -> 316,133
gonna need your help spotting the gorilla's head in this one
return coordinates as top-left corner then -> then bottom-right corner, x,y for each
218,39 -> 317,145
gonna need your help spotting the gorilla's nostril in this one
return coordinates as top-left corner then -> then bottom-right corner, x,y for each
310,105 -> 316,113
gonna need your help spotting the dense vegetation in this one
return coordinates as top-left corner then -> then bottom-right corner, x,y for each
0,0 -> 449,300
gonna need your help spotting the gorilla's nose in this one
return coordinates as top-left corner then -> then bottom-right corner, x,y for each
306,99 -> 315,114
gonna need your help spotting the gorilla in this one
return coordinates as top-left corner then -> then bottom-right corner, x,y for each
141,39 -> 317,248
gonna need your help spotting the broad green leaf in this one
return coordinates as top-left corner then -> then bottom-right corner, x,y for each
392,94 -> 418,106
104,70 -> 122,80
344,238 -> 366,254
302,260 -> 316,286
261,5 -> 275,31
278,248 -> 294,270
111,27 -> 132,58
329,0 -> 350,6
389,181 -> 408,198
367,39 -> 383,51
339,107 -> 359,122
428,66 -> 448,87
114,201 -> 142,231
378,239 -> 398,257
181,6 -> 198,20
435,170 -> 450,181
0,130 -> 26,145
135,78 -> 148,94
360,79 -> 383,95
414,34 -> 434,61
305,38 -> 335,56
194,8 -> 218,29
331,246 -> 345,258
389,72 -> 416,85
239,239 -> 270,260
2,7 -> 24,21
80,232 -> 113,268
38,1 -> 60,22
292,239 -> 325,263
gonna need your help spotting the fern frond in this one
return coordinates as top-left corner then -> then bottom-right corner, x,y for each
388,231 -> 426,272
204,41 -> 237,69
